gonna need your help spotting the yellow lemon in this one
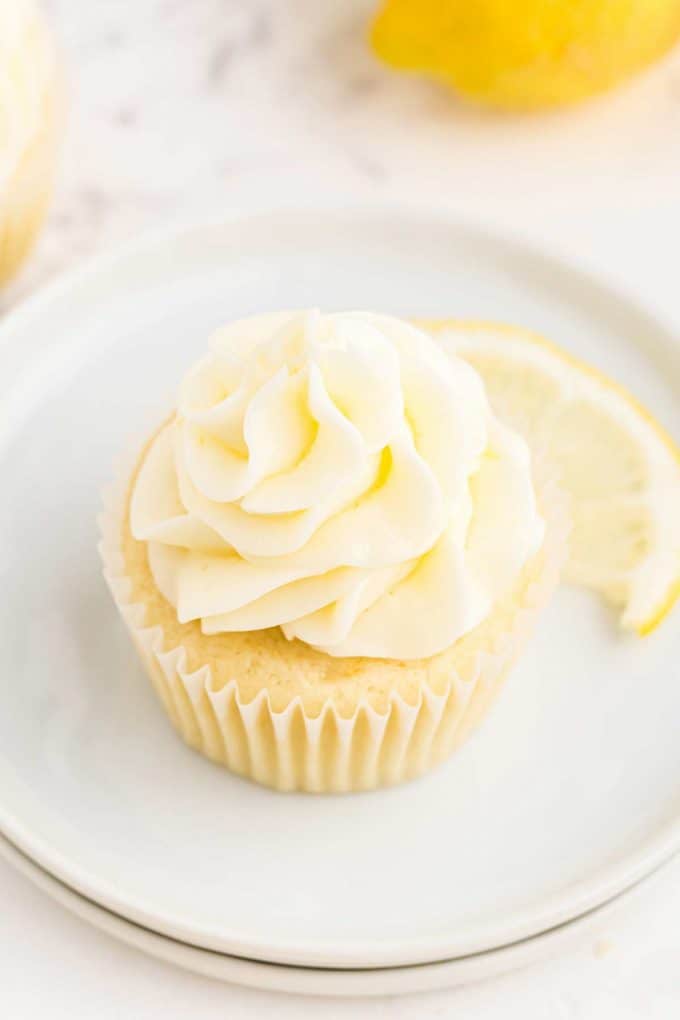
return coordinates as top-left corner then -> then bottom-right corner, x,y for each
371,0 -> 680,109
422,320 -> 680,635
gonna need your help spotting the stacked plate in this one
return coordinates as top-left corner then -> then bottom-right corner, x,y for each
0,207 -> 678,995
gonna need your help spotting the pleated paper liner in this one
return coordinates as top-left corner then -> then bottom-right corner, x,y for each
99,430 -> 568,794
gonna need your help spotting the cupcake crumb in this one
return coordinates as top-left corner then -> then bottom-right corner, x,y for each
593,938 -> 615,958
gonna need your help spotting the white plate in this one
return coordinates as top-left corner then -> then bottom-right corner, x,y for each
0,206 -> 679,970
0,828 -> 665,996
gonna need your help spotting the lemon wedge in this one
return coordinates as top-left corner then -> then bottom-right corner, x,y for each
424,320 -> 680,635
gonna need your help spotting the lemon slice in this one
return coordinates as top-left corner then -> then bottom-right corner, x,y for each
423,319 -> 680,635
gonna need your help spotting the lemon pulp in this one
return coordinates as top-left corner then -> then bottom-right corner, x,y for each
424,319 -> 680,634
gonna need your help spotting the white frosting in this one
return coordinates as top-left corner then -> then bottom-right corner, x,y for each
0,0 -> 55,188
131,312 -> 545,659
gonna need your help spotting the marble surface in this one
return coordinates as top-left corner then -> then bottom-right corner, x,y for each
7,0 -> 680,308
2,1 -> 680,1016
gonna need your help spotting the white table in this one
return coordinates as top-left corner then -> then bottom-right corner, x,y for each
3,1 -> 680,1014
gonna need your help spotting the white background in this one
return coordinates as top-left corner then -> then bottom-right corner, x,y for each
2,0 -> 680,1015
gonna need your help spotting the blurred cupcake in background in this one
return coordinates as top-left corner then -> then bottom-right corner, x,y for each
0,0 -> 60,284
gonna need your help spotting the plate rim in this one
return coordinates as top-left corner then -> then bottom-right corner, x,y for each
0,201 -> 679,969
0,827 -> 671,996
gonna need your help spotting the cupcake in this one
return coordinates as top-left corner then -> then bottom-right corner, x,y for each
0,0 -> 60,283
100,311 -> 566,792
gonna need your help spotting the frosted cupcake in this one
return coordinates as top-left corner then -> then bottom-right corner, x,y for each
100,311 -> 566,792
0,0 -> 60,283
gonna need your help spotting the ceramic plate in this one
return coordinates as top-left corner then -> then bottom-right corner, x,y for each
0,206 -> 678,969
0,828 -> 665,995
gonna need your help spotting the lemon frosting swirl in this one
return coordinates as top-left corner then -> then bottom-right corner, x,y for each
131,311 -> 544,659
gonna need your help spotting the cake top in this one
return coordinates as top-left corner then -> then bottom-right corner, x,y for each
131,311 -> 544,659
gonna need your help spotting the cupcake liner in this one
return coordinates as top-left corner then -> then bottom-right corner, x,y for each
99,433 -> 569,793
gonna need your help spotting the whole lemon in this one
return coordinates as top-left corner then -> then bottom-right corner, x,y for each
371,0 -> 680,109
